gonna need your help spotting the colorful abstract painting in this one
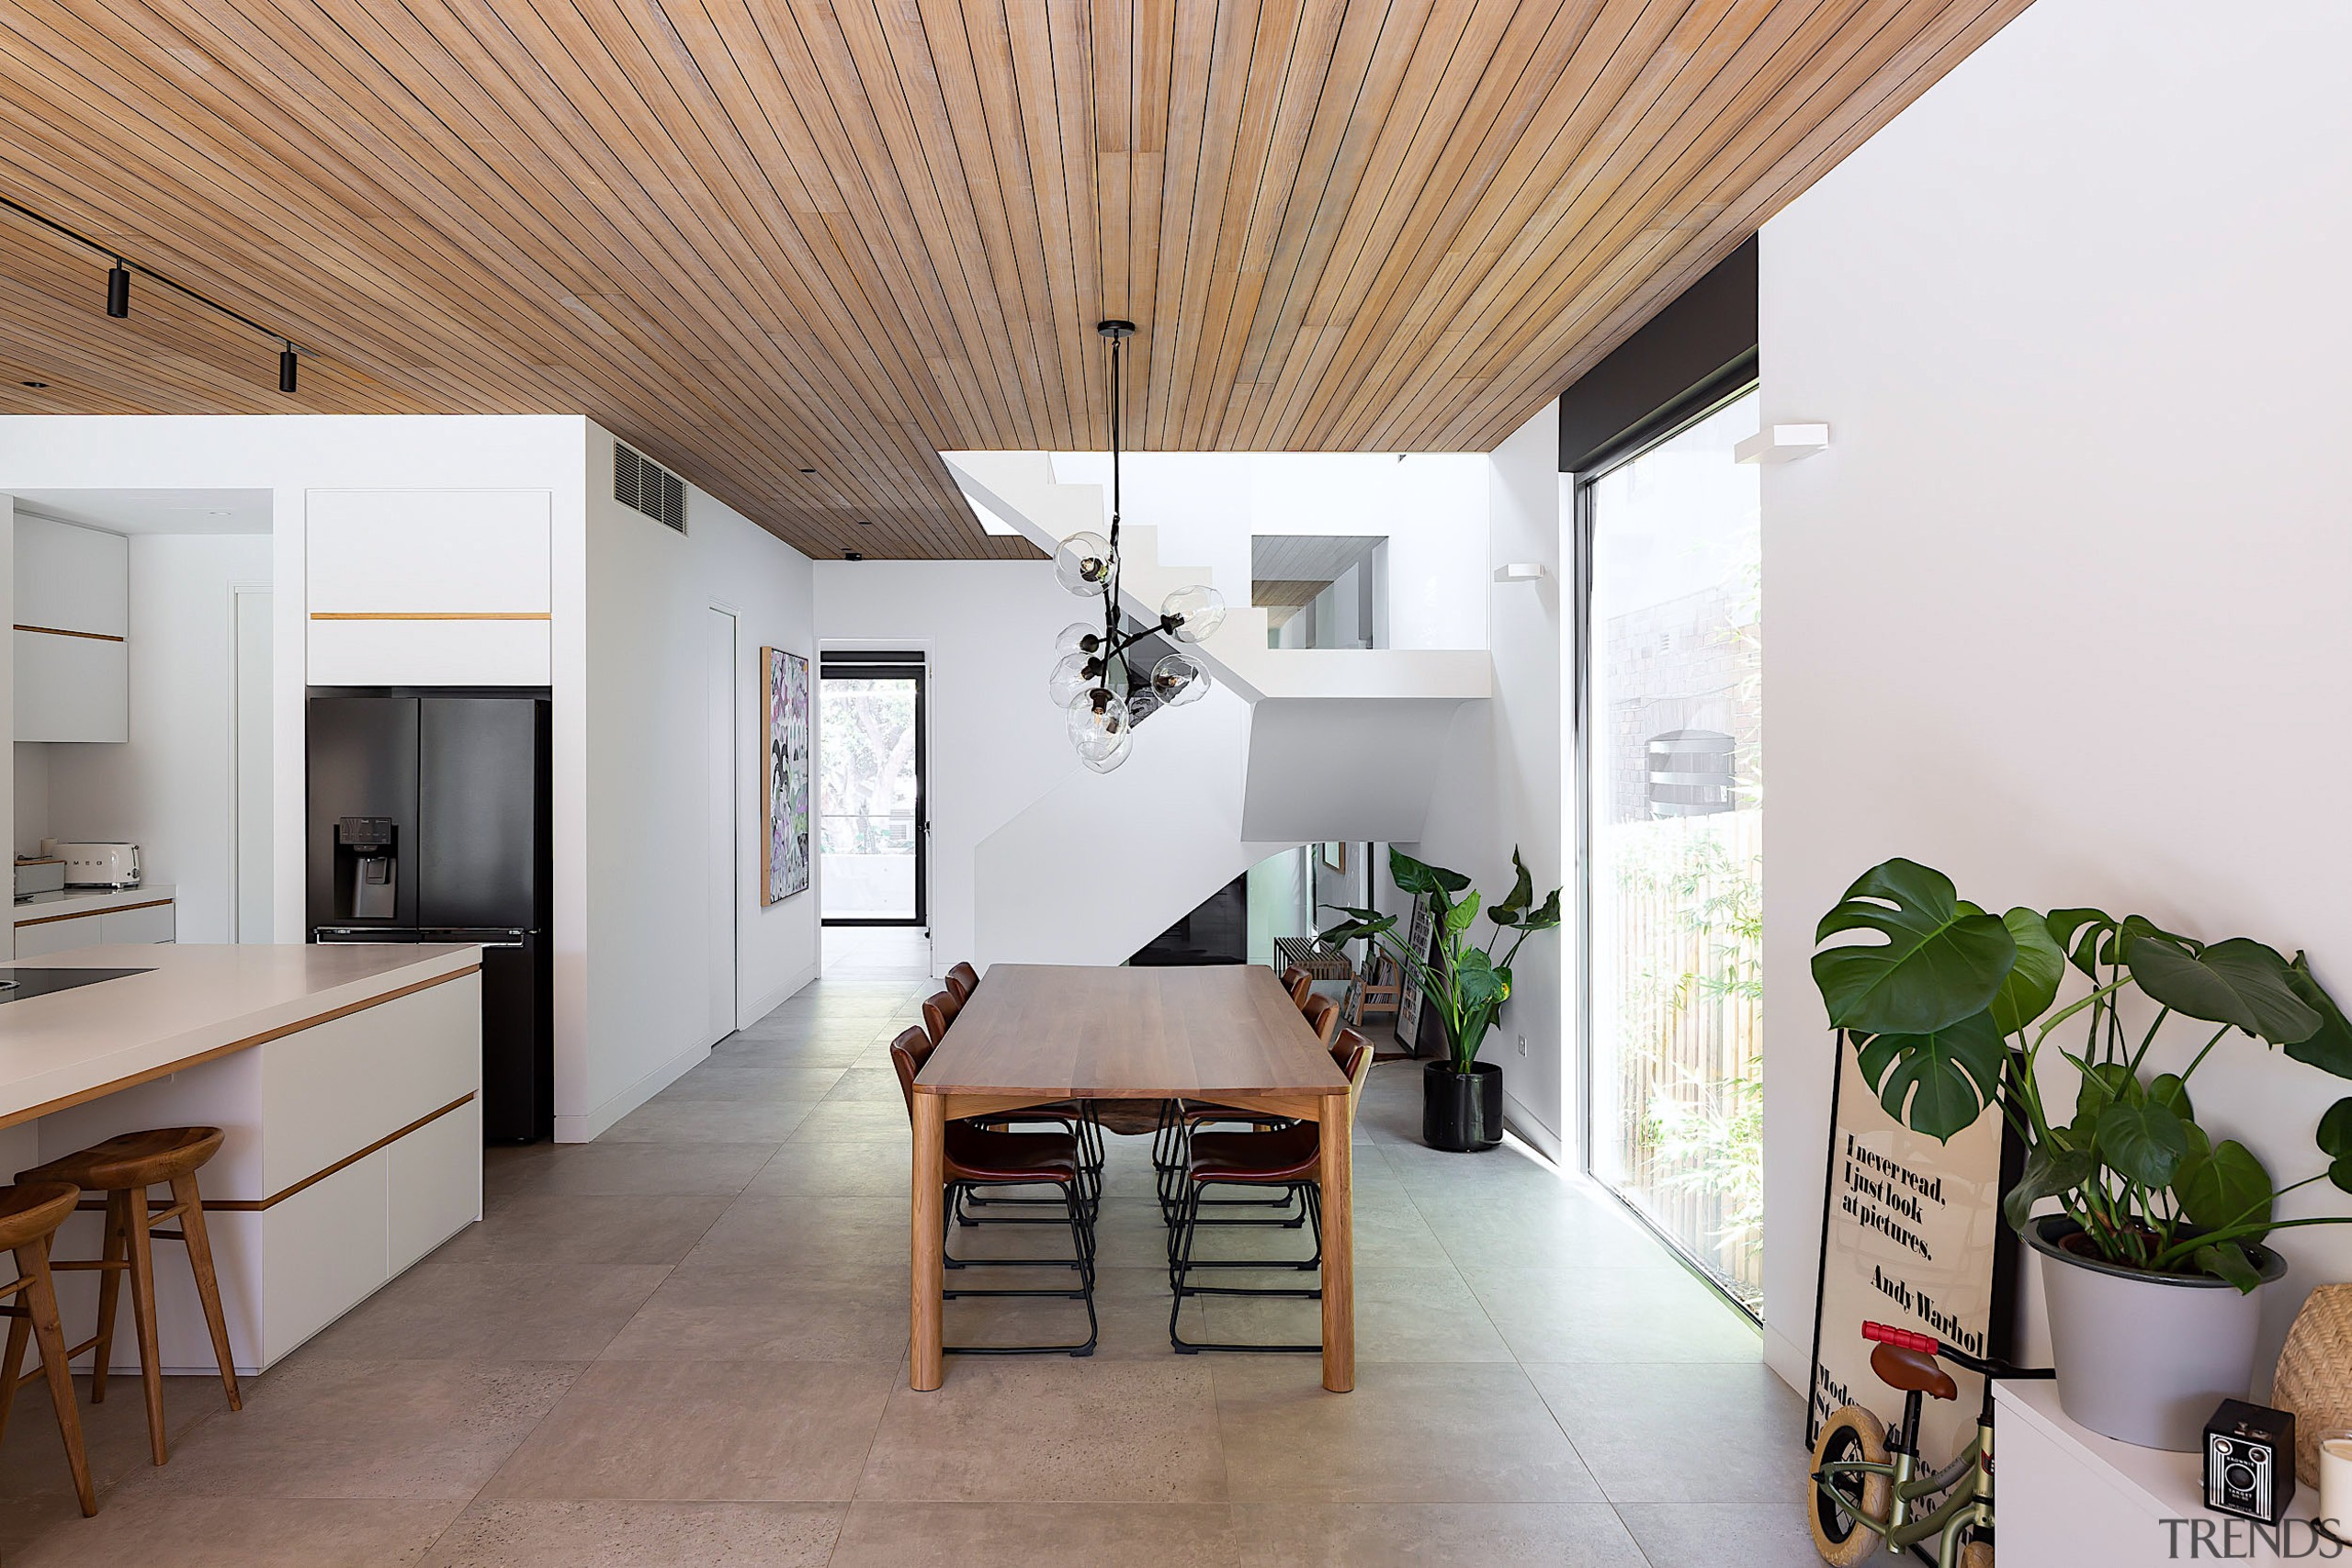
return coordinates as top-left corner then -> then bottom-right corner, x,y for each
763,647 -> 812,902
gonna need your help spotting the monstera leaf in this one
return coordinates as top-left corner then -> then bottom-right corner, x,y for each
2046,908 -> 2119,978
2285,954 -> 2352,1078
2125,934 -> 2320,1044
2003,1143 -> 2098,1233
1990,908 -> 2066,1036
1813,860 -> 2017,1035
2096,1100 -> 2190,1189
1852,1010 -> 2007,1141
2176,1138 -> 2273,1235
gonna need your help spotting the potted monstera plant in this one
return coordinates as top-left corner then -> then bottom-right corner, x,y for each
1320,847 -> 1560,1152
1813,858 -> 2352,1450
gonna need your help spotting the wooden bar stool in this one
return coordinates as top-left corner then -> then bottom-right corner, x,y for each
0,1180 -> 96,1516
21,1127 -> 242,1465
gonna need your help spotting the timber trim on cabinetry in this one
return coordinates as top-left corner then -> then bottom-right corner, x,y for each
0,964 -> 483,1132
308,612 -> 551,621
14,623 -> 124,643
16,897 -> 173,928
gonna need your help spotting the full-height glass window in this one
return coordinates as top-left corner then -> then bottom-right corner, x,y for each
819,654 -> 925,925
1579,389 -> 1763,1311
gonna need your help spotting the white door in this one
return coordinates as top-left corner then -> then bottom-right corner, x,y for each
706,607 -> 739,1043
233,587 -> 274,942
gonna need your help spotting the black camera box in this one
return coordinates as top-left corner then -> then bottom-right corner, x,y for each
2203,1398 -> 2297,1526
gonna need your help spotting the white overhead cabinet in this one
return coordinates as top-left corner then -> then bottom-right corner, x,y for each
14,515 -> 129,743
306,490 -> 553,685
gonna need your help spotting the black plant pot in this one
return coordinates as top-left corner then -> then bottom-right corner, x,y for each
1422,1061 -> 1504,1152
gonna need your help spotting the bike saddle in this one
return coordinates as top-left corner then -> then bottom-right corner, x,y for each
1871,1342 -> 1959,1402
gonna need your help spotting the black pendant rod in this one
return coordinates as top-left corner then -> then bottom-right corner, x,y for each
1,193 -> 306,358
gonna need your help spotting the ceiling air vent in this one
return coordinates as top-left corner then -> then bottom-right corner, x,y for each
614,443 -> 686,533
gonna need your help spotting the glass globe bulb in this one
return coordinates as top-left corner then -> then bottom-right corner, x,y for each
1055,620 -> 1102,656
1047,650 -> 1095,708
1124,685 -> 1162,726
1152,651 -> 1209,707
1054,532 -> 1114,596
1162,583 -> 1227,643
1067,691 -> 1128,761
1080,727 -> 1133,773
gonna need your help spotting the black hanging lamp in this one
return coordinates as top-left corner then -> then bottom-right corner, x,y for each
1045,321 -> 1224,773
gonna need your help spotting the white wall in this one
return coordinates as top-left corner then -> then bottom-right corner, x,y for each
42,534 -> 273,942
1049,451 -> 1488,651
1758,0 -> 2352,1388
1398,405 -> 1567,1159
811,559 -> 1077,971
574,424 -> 819,1136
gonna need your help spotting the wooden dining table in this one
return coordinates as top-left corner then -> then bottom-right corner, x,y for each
910,963 -> 1357,1392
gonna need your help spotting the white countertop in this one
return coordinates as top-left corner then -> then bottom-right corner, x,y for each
1996,1376 -> 2318,1524
13,884 -> 175,925
0,942 -> 481,1130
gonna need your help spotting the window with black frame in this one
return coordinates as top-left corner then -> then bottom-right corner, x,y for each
818,650 -> 926,927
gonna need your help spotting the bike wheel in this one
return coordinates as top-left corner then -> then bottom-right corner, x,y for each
1961,1538 -> 1993,1568
1809,1404 -> 1894,1566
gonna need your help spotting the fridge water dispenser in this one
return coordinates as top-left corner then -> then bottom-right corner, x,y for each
334,817 -> 400,921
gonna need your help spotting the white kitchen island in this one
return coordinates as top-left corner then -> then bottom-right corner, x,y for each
0,942 -> 482,1376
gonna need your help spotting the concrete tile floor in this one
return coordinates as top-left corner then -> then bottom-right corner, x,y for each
1,976 -> 1815,1566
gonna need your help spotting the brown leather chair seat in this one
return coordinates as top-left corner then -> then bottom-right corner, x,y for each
1871,1342 -> 1959,1402
944,1124 -> 1080,1185
1186,1122 -> 1320,1184
20,1126 -> 224,1191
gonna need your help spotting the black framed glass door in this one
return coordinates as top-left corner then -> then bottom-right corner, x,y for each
819,651 -> 927,927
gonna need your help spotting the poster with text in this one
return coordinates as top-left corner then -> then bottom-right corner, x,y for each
763,647 -> 811,902
1807,1032 -> 2017,1470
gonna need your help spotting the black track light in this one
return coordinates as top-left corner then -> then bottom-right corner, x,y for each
105,260 -> 130,318
278,344 -> 298,395
842,549 -> 863,561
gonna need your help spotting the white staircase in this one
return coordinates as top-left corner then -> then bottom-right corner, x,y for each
944,450 -> 1491,842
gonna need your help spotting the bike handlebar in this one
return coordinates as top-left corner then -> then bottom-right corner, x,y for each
1860,1321 -> 2052,1381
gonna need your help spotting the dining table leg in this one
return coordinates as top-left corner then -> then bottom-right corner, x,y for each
910,1091 -> 945,1391
1317,1088 -> 1354,1393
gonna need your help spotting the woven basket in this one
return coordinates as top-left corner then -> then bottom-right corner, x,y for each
2273,1283 -> 2352,1485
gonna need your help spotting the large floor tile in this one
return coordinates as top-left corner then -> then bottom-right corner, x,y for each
483,1359 -> 896,1501
1614,1501 -> 1827,1567
496,1142 -> 780,1197
113,1359 -> 581,1499
857,1359 -> 1227,1502
677,1199 -> 908,1279
1198,1266 -> 1513,1363
0,1373 -> 227,1503
1526,1361 -> 1806,1504
787,1100 -> 915,1143
828,1500 -> 1240,1567
597,1268 -> 909,1362
306,1261 -> 671,1361
0,1495 -> 463,1567
602,1098 -> 820,1144
433,1193 -> 730,1266
421,1499 -> 844,1566
655,1066 -> 853,1101
1461,1266 -> 1764,1363
1230,1502 -> 1648,1567
1408,1187 -> 1664,1269
1213,1361 -> 1601,1504
741,1141 -> 918,1199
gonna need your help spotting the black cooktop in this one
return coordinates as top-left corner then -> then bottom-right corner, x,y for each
0,966 -> 153,1005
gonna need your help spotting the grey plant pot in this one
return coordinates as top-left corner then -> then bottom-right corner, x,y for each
2029,1215 -> 2286,1450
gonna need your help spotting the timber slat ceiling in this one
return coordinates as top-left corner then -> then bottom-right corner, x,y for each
0,0 -> 2030,558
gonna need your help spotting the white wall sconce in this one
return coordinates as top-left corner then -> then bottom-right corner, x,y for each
1734,422 -> 1830,464
1493,562 -> 1549,583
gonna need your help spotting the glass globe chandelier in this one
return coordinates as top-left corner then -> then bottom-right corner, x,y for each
1046,320 -> 1226,773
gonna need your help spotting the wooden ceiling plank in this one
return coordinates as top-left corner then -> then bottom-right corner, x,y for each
1150,0 -> 1263,449
1436,0 -> 2018,452
1294,0 -> 1708,448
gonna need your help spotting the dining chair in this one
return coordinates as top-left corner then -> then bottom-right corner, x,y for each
1152,984 -> 1340,1224
1165,1028 -> 1375,1355
1279,965 -> 1313,1009
944,961 -> 982,1004
889,1028 -> 1097,1356
929,987 -> 1103,1214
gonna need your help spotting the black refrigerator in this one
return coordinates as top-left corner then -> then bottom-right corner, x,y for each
307,691 -> 553,1143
